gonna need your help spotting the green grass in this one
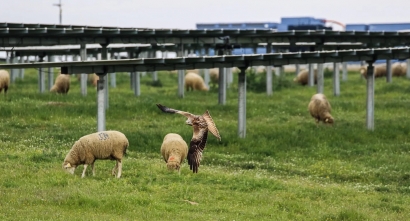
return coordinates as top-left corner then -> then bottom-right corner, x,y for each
1,69 -> 410,220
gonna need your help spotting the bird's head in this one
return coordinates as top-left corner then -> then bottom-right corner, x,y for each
185,118 -> 193,126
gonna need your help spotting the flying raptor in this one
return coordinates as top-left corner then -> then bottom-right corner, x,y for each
156,104 -> 221,173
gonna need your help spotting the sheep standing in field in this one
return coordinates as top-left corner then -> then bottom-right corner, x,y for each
359,64 -> 386,78
62,130 -> 129,178
392,62 -> 406,77
308,93 -> 334,125
0,69 -> 10,95
293,69 -> 317,85
50,73 -> 70,94
185,72 -> 209,91
160,133 -> 188,173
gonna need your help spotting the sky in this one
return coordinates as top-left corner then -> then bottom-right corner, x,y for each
1,0 -> 410,30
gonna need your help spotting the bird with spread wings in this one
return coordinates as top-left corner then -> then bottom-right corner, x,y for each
156,104 -> 221,173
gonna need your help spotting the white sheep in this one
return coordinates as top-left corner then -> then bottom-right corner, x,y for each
294,69 -> 317,85
308,93 -> 334,125
62,130 -> 129,178
0,69 -> 10,95
160,133 -> 188,173
50,73 -> 70,94
185,72 -> 209,91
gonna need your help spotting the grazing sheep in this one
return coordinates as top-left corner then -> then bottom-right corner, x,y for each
0,69 -> 10,95
392,62 -> 406,77
62,130 -> 129,178
294,69 -> 317,85
185,72 -> 209,91
50,73 -> 70,94
160,133 -> 188,173
308,93 -> 334,125
359,64 -> 386,78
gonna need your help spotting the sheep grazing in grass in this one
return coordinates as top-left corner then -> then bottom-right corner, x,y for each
50,73 -> 70,94
160,133 -> 188,173
185,72 -> 209,91
359,64 -> 386,78
62,130 -> 129,178
0,69 -> 10,95
185,69 -> 200,75
392,62 -> 406,77
308,93 -> 334,125
294,69 -> 317,85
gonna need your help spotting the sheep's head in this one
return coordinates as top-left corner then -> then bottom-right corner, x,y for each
324,116 -> 334,125
166,161 -> 180,171
62,162 -> 76,174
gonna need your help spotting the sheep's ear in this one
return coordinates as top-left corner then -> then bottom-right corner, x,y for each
65,163 -> 72,168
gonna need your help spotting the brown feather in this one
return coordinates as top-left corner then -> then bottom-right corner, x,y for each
188,130 -> 208,173
202,110 -> 221,141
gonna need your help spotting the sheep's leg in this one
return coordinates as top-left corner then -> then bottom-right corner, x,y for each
81,164 -> 88,178
112,161 -> 118,176
116,160 -> 122,178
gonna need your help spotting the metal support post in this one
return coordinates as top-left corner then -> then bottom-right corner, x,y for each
177,45 -> 185,98
386,59 -> 392,83
266,43 -> 272,96
100,44 -> 109,110
96,73 -> 106,132
317,63 -> 324,94
238,67 -> 247,138
308,63 -> 315,86
80,43 -> 88,96
333,63 -> 340,96
366,62 -> 375,131
38,56 -> 45,93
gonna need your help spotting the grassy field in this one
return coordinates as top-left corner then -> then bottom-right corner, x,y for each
1,68 -> 410,220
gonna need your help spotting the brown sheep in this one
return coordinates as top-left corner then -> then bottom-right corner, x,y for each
294,69 -> 317,85
0,69 -> 10,95
308,93 -> 334,125
359,64 -> 386,78
50,73 -> 70,94
392,62 -> 406,77
185,72 -> 209,91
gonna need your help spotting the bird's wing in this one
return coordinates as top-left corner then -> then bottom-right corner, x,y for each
156,104 -> 194,118
202,110 -> 221,141
188,129 -> 208,173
